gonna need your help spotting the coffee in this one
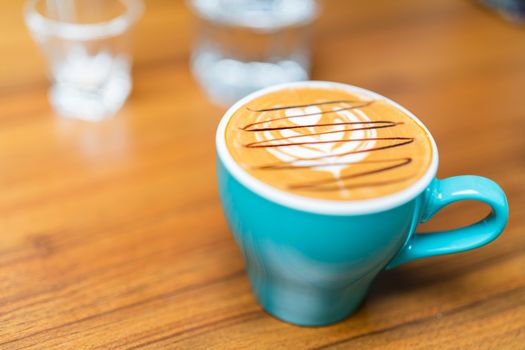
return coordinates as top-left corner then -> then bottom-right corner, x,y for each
225,84 -> 433,201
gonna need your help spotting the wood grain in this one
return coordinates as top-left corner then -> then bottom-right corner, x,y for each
1,0 -> 524,348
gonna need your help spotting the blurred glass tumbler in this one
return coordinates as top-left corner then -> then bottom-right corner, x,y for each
24,0 -> 143,121
189,0 -> 317,105
480,0 -> 525,23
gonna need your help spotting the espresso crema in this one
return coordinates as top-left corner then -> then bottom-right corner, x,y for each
225,85 -> 433,201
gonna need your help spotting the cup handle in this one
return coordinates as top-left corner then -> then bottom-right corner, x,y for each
386,176 -> 509,269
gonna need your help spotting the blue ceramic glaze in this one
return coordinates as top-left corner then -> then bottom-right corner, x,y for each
215,81 -> 509,326
217,158 -> 508,326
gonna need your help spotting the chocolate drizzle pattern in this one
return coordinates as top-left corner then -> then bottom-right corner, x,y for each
240,100 -> 417,192
242,100 -> 374,131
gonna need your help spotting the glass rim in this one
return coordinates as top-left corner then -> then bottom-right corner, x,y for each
187,0 -> 318,31
24,0 -> 144,41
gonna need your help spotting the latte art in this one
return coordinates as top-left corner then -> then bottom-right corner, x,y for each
225,86 -> 432,200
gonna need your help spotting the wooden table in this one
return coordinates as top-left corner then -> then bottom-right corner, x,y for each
1,0 -> 524,348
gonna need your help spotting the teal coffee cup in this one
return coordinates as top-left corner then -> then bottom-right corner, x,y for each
216,81 -> 508,326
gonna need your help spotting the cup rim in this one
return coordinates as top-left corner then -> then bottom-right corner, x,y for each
24,0 -> 144,41
216,81 -> 439,215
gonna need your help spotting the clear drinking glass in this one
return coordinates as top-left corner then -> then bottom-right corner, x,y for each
24,0 -> 143,121
188,0 -> 317,106
480,0 -> 525,23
